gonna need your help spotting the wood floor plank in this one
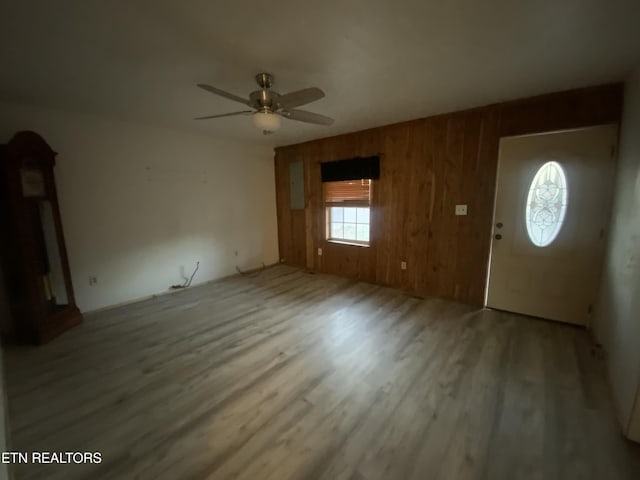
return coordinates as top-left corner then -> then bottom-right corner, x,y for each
3,265 -> 640,480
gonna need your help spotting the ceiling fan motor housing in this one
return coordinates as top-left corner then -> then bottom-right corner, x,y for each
250,89 -> 280,112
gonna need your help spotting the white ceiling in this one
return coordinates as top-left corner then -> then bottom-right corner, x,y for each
1,0 -> 639,147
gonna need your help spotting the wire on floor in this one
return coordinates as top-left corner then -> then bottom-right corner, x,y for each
170,262 -> 200,289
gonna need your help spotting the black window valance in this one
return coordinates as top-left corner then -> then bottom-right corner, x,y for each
321,156 -> 380,182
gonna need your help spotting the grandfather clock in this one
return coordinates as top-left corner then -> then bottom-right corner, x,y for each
0,131 -> 82,344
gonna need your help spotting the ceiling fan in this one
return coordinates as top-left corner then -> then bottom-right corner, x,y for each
195,73 -> 334,135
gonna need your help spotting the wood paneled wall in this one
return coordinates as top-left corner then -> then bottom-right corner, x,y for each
274,84 -> 624,305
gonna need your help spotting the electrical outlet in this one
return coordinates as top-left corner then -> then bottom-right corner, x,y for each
89,276 -> 98,286
400,261 -> 407,270
317,248 -> 323,256
455,204 -> 468,216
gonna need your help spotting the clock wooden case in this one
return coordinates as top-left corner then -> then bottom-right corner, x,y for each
0,131 -> 82,344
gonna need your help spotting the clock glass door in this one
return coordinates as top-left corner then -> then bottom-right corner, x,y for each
37,200 -> 69,308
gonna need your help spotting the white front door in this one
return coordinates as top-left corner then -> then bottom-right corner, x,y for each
486,125 -> 617,325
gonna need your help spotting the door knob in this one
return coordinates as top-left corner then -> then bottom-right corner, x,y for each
496,222 -> 503,228
494,234 -> 502,240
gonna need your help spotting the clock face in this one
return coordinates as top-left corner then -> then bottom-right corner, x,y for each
20,168 -> 46,197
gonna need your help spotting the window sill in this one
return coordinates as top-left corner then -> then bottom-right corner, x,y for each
327,240 -> 370,248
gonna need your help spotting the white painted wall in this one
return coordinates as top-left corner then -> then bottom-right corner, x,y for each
593,66 -> 640,442
0,102 -> 278,312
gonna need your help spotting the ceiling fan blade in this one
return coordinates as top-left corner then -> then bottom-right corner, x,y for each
280,109 -> 334,126
197,84 -> 251,106
278,87 -> 325,108
194,111 -> 253,120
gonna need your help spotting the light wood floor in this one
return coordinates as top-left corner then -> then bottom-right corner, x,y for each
4,265 -> 640,479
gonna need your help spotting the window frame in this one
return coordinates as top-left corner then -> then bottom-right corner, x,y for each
324,179 -> 372,247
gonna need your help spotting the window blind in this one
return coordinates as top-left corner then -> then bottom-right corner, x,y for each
324,180 -> 371,205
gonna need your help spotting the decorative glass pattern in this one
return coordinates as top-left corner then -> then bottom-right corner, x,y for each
525,161 -> 568,247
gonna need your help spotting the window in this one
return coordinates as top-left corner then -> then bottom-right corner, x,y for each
525,161 -> 568,247
325,179 -> 371,245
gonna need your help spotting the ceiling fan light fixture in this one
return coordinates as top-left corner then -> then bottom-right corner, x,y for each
252,111 -> 281,134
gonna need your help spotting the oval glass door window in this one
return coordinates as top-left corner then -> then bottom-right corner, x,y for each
525,161 -> 568,247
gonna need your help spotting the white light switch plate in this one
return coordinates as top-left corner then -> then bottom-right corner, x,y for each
401,261 -> 407,270
317,248 -> 323,256
455,204 -> 468,216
